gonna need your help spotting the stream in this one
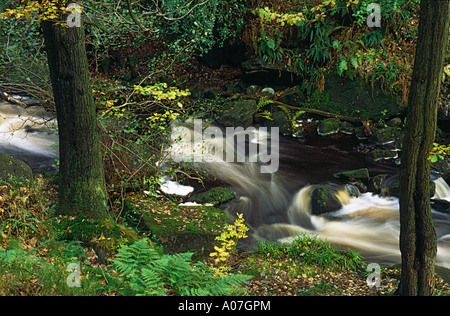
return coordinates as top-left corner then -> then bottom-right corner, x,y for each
0,100 -> 58,173
1,99 -> 450,269
168,120 -> 450,269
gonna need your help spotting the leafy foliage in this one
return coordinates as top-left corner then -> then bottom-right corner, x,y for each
245,0 -> 420,95
113,238 -> 251,296
429,143 -> 450,163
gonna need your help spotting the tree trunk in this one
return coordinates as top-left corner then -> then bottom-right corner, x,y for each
42,21 -> 108,219
398,0 -> 449,296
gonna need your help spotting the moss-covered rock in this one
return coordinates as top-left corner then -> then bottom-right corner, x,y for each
124,197 -> 229,259
371,149 -> 398,161
333,168 -> 370,181
192,187 -> 236,206
0,153 -> 33,183
317,118 -> 341,136
373,126 -> 403,146
219,99 -> 258,128
51,215 -> 140,261
310,185 -> 343,215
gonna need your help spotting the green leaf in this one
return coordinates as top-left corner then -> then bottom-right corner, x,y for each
337,58 -> 348,76
266,38 -> 276,50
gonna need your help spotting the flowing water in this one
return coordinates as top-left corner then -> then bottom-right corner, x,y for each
0,100 -> 58,173
168,121 -> 450,268
1,102 -> 449,269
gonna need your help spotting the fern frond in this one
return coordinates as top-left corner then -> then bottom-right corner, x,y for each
113,238 -> 159,275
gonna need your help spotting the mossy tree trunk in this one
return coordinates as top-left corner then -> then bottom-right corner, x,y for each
398,0 -> 449,296
42,19 -> 108,219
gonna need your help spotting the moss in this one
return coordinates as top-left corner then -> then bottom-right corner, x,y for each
123,197 -> 229,258
0,153 -> 33,184
50,215 -> 139,260
192,187 -> 236,206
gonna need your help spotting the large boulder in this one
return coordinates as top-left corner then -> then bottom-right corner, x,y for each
0,153 -> 33,183
219,99 -> 258,128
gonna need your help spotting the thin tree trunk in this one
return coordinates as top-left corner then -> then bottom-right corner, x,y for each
398,0 -> 449,296
42,20 -> 108,219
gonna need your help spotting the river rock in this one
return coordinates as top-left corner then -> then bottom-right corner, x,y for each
431,199 -> 450,214
367,174 -> 387,194
373,126 -> 403,146
259,87 -> 275,98
383,179 -> 435,198
191,187 -> 236,206
264,111 -> 291,135
317,118 -> 341,136
371,149 -> 398,161
310,185 -> 343,215
0,153 -> 33,183
333,168 -> 370,181
245,85 -> 260,97
219,99 -> 258,128
339,121 -> 355,135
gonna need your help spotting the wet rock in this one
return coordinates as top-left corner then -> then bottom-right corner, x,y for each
333,168 -> 370,181
219,99 -> 258,128
310,185 -> 343,215
344,184 -> 361,197
0,153 -> 33,183
264,111 -> 291,135
354,126 -> 369,140
431,158 -> 450,177
317,118 -> 341,136
259,87 -> 275,98
373,126 -> 403,146
367,174 -> 387,194
339,121 -> 355,135
383,179 -> 435,198
371,149 -> 398,161
191,187 -> 236,206
245,85 -> 260,97
387,117 -> 403,127
431,199 -> 450,214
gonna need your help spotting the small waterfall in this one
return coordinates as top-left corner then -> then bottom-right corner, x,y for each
433,177 -> 450,200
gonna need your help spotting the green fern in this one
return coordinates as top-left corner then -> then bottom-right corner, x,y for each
112,238 -> 251,296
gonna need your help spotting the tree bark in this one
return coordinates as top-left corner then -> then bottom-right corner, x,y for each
398,0 -> 449,296
42,20 -> 108,219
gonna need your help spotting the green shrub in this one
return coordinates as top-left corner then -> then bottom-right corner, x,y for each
258,234 -> 364,271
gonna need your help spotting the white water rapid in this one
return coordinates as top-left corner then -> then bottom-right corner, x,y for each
167,121 -> 450,269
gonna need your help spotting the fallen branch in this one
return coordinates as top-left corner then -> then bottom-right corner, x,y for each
271,100 -> 366,123
0,90 -> 27,107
